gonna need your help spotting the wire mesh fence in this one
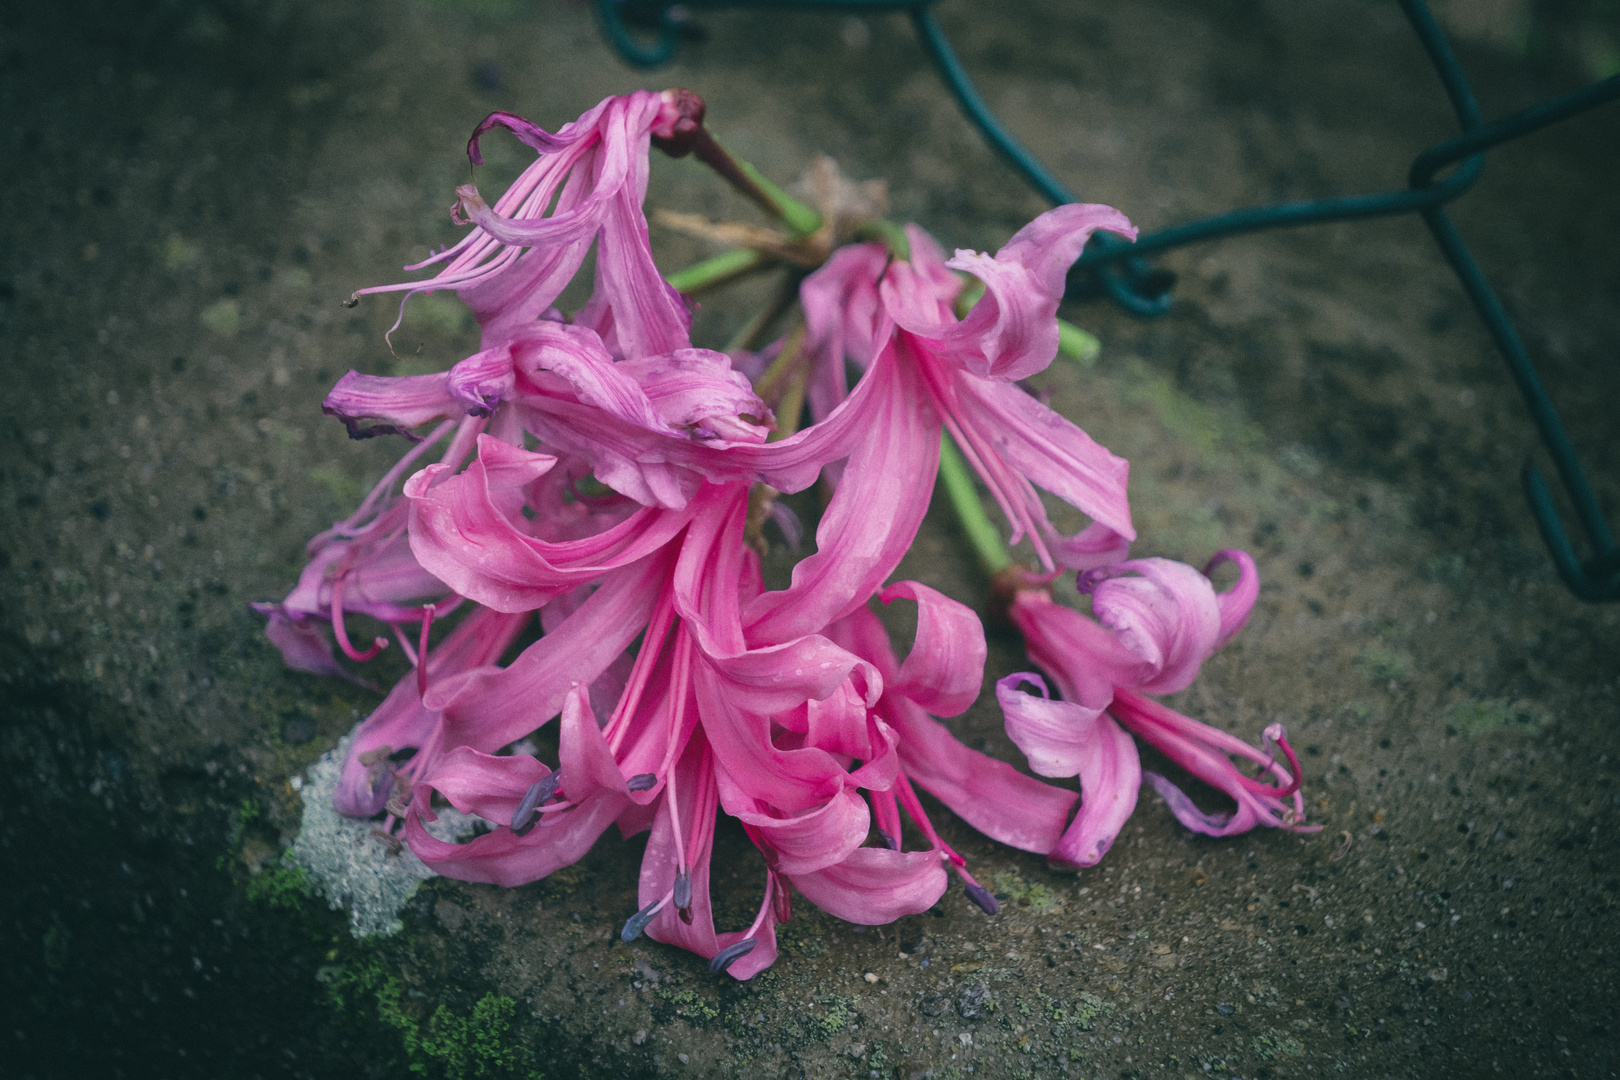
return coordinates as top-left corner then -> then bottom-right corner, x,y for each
597,0 -> 1620,601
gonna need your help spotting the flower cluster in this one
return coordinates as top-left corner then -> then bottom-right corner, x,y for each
259,89 -> 1313,978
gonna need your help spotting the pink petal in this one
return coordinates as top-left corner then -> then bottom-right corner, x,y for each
883,691 -> 1077,856
429,549 -> 672,751
994,672 -> 1106,778
1045,711 -> 1141,870
445,344 -> 516,416
800,242 -> 889,422
1008,589 -> 1144,708
952,373 -> 1134,548
332,607 -> 529,817
618,348 -> 771,443
716,768 -> 870,876
1091,557 -> 1222,695
1205,548 -> 1260,648
254,606 -> 362,684
512,322 -> 673,433
742,349 -> 939,644
404,789 -> 625,887
420,745 -> 552,824
889,204 -> 1135,382
789,847 -> 948,925
322,371 -> 457,440
404,434 -> 695,613
879,581 -> 986,718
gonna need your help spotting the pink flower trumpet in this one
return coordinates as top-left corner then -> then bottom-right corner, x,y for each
997,550 -> 1318,870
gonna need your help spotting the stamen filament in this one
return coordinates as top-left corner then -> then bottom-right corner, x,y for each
416,603 -> 436,698
330,576 -> 388,662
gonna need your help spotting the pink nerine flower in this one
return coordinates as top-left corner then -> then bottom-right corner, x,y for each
356,90 -> 694,358
997,550 -> 1318,869
258,88 -> 1293,982
799,210 -> 1139,571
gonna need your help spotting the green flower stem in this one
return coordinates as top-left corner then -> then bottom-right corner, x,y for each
937,434 -> 1011,573
666,249 -> 767,294
853,219 -> 911,261
735,159 -> 824,238
1057,318 -> 1101,366
692,130 -> 824,238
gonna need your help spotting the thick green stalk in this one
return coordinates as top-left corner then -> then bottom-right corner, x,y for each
1057,318 -> 1101,366
937,434 -> 1010,573
735,159 -> 824,238
666,249 -> 766,294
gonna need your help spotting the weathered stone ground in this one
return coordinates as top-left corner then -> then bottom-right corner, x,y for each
4,1 -> 1618,1077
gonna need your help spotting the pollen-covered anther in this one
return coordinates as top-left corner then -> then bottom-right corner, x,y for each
963,881 -> 1000,916
673,870 -> 693,911
708,938 -> 757,975
620,895 -> 668,943
510,772 -> 563,837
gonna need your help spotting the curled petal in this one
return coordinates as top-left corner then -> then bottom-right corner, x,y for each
446,345 -> 516,417
718,778 -> 870,877
404,789 -> 625,887
254,605 -> 367,685
1091,557 -> 1223,695
1046,712 -> 1141,871
1205,548 -> 1259,648
619,348 -> 771,443
1007,589 -> 1144,708
421,745 -> 552,826
404,435 -> 692,613
880,581 -> 986,718
892,203 -> 1136,382
789,847 -> 948,925
995,673 -> 1106,778
322,371 -> 457,440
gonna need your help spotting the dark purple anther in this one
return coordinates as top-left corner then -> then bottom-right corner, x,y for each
964,882 -> 1000,916
510,772 -> 562,837
626,773 -> 657,792
371,828 -> 403,854
673,870 -> 692,910
620,897 -> 664,943
877,829 -> 900,851
708,937 -> 757,975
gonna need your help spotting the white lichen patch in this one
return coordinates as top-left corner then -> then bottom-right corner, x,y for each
287,737 -> 477,937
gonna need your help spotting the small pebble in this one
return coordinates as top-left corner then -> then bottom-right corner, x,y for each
863,972 -> 879,984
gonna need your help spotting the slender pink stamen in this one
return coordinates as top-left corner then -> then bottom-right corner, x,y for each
606,591 -> 676,753
892,773 -> 965,868
416,603 -> 436,698
329,576 -> 387,662
1260,723 -> 1303,798
390,623 -> 419,667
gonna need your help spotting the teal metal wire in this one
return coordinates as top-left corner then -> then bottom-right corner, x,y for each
597,0 -> 1620,601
